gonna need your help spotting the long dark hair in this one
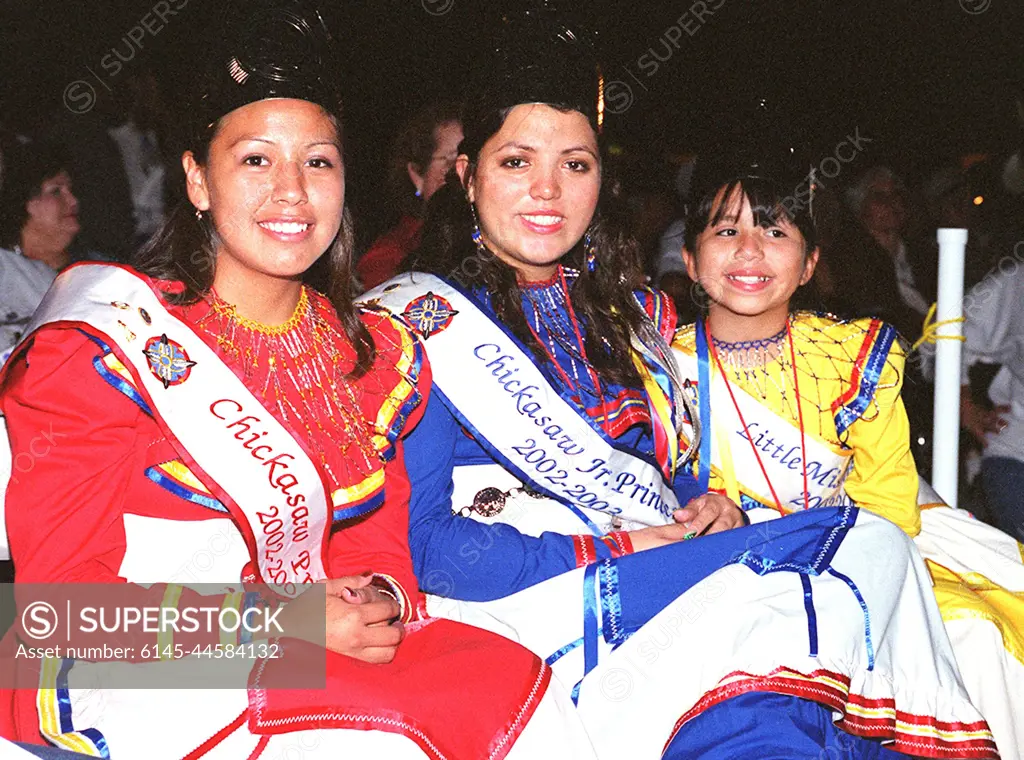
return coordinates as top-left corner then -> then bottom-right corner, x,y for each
133,107 -> 375,378
415,105 -> 651,388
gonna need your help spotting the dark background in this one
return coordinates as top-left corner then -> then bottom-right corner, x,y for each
2,0 -> 1023,240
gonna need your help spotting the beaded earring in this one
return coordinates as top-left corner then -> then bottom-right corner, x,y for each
584,229 -> 596,272
470,204 -> 486,253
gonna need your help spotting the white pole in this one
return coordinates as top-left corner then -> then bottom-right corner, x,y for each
931,228 -> 968,507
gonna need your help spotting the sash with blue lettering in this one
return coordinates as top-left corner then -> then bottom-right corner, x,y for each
362,273 -> 679,527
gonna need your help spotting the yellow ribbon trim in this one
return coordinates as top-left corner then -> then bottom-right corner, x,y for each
331,468 -> 386,508
37,658 -> 104,756
911,302 -> 966,353
157,460 -> 213,495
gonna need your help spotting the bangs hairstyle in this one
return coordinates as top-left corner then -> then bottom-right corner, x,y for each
415,102 -> 653,389
684,175 -> 818,256
133,102 -> 375,378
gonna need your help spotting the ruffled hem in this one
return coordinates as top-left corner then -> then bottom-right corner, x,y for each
665,664 -> 998,759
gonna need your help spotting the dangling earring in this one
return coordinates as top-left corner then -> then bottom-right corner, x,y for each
584,229 -> 597,273
470,204 -> 486,253
195,208 -> 203,221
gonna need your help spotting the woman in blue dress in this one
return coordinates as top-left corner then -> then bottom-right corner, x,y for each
360,10 -> 993,759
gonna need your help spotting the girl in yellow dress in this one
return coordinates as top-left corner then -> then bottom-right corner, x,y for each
671,154 -> 1024,759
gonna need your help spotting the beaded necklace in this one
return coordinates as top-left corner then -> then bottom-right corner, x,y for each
708,319 -> 810,512
521,266 -> 611,429
711,325 -> 787,369
194,287 -> 380,483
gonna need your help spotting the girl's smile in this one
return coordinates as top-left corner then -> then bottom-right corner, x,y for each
684,183 -> 818,342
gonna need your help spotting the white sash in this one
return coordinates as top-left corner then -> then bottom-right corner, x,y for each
0,264 -> 330,592
362,273 -> 678,526
673,347 -> 853,512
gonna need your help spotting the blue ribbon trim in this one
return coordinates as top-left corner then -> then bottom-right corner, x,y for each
545,628 -> 604,667
739,493 -> 774,512
89,351 -> 152,416
570,679 -> 583,705
834,323 -> 896,436
144,466 -> 228,513
827,566 -> 875,671
332,491 -> 385,524
55,658 -> 110,758
598,559 -> 627,646
583,562 -> 599,677
800,574 -> 819,658
695,320 -> 712,494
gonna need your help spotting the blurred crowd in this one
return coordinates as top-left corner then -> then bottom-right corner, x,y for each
3,72 -> 1024,539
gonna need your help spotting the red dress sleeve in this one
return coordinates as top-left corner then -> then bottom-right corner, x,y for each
327,445 -> 422,621
3,328 -> 145,584
324,310 -> 432,621
2,327 -> 270,651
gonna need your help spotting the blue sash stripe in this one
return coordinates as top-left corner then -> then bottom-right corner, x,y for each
800,573 -> 819,658
833,323 -> 896,436
695,320 -> 712,494
827,566 -> 876,671
144,466 -> 228,513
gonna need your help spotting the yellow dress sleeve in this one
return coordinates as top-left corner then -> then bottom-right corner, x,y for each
842,341 -> 922,537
